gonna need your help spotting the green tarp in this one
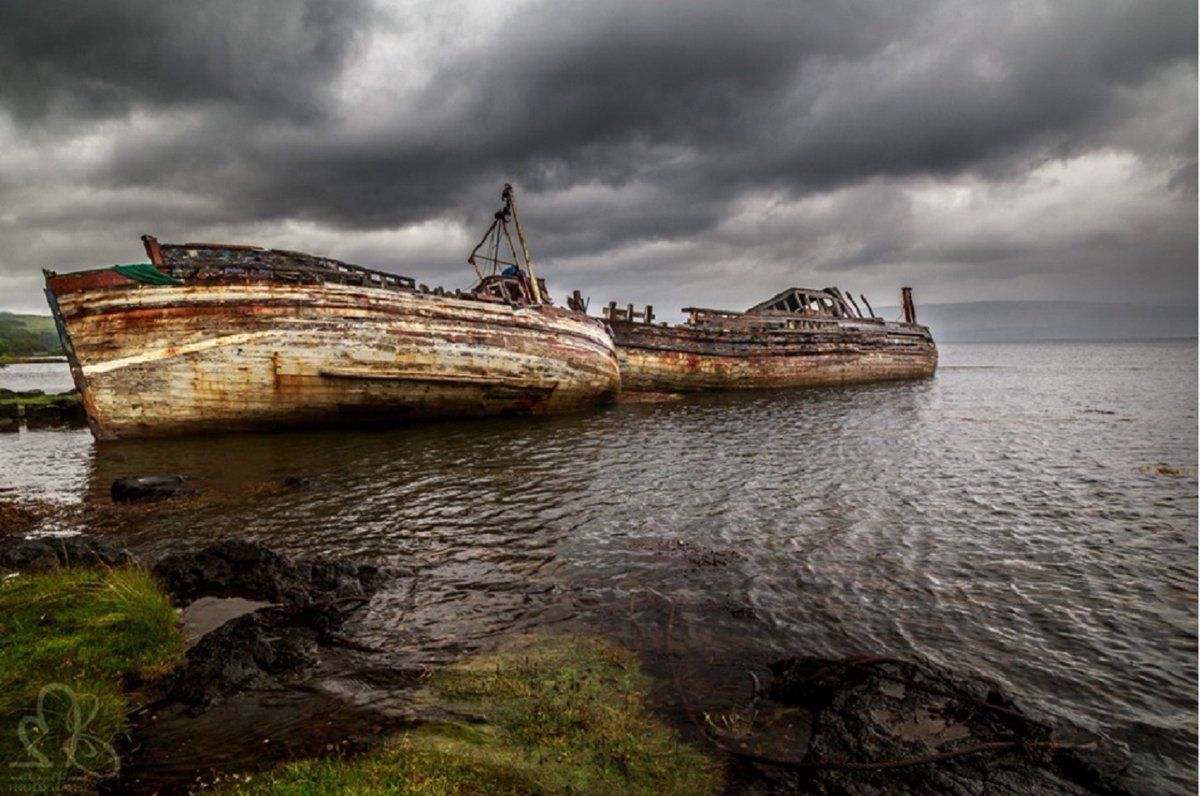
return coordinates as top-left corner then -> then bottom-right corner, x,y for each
112,263 -> 183,286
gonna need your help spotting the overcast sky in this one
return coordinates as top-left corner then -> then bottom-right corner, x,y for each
0,0 -> 1195,319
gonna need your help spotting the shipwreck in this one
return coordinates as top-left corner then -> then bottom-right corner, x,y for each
575,286 -> 937,393
44,185 -> 620,440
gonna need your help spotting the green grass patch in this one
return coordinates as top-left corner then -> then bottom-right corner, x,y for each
0,566 -> 182,792
220,636 -> 724,795
0,391 -> 78,407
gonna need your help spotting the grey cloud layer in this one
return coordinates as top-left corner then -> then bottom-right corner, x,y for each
0,0 -> 1194,313
0,0 -> 372,122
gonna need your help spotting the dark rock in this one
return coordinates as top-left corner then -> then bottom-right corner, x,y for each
0,416 -> 15,433
163,611 -> 320,712
758,656 -> 1137,795
0,536 -> 132,573
151,538 -> 385,607
110,475 -> 192,502
54,398 -> 87,427
24,404 -> 62,428
142,541 -> 390,715
154,539 -> 304,604
0,403 -> 17,419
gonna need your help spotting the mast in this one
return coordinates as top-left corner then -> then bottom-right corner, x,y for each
503,183 -> 543,304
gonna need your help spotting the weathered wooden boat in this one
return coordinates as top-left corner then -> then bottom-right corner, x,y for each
575,286 -> 936,392
44,185 -> 620,439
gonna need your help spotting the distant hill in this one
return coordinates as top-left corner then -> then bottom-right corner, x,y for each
0,313 -> 63,359
881,301 -> 1197,343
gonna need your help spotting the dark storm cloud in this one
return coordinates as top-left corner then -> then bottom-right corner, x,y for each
0,0 -> 373,123
90,0 -> 1192,232
448,0 -> 1195,194
273,1 -> 924,228
71,0 -> 899,225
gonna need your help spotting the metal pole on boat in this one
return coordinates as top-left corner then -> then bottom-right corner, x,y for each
503,183 -> 543,304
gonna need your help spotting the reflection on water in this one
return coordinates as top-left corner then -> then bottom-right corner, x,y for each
2,341 -> 1196,792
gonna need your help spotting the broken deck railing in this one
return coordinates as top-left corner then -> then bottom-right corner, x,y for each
602,302 -> 655,324
143,235 -> 420,292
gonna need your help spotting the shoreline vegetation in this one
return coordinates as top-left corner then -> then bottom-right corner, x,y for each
214,637 -> 724,796
0,356 -> 68,365
0,565 -> 182,793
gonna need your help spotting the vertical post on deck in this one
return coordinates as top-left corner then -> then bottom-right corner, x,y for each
902,287 -> 916,324
141,235 -> 163,265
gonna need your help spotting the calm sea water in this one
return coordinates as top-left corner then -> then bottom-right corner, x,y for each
0,360 -> 73,395
1,341 -> 1196,792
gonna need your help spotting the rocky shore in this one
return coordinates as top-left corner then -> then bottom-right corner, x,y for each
0,522 -> 1145,794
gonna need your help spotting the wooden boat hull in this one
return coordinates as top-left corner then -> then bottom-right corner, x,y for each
608,320 -> 937,392
45,270 -> 620,439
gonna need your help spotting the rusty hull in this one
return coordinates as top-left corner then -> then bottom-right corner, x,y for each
45,271 -> 620,440
608,320 -> 937,392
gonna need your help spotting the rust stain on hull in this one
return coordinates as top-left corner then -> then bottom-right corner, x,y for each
45,272 -> 619,440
